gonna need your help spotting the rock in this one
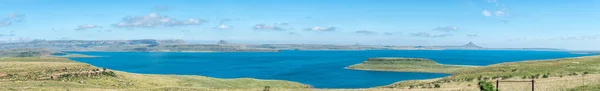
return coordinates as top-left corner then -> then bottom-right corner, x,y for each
79,80 -> 85,84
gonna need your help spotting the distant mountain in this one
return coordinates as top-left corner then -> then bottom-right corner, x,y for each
463,42 -> 483,48
0,40 -> 572,52
0,39 -> 186,51
217,40 -> 229,44
434,42 -> 484,49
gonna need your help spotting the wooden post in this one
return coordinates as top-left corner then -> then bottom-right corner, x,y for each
496,80 -> 499,91
531,80 -> 535,91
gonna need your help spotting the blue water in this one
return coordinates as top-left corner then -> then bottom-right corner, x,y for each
67,50 -> 592,88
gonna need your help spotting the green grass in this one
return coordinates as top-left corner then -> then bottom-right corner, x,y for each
569,85 -> 600,91
346,58 -> 476,73
438,56 -> 600,82
0,57 -> 311,91
381,55 -> 600,90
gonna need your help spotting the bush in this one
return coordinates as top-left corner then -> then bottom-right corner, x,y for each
16,51 -> 41,57
478,81 -> 496,91
542,74 -> 549,78
434,84 -> 441,88
101,71 -> 117,77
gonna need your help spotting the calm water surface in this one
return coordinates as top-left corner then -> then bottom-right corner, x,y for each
68,50 -> 591,88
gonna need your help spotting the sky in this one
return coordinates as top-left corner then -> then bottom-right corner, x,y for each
0,0 -> 599,50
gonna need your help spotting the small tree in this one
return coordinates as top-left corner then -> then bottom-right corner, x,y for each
478,81 -> 496,91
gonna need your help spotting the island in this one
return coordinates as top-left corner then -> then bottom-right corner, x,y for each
346,58 -> 476,73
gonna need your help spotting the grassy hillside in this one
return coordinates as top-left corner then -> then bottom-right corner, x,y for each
346,58 -> 476,73
380,55 -> 600,91
0,57 -> 310,91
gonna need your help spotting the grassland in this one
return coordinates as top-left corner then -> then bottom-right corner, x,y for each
375,55 -> 600,91
0,57 -> 310,91
346,58 -> 476,73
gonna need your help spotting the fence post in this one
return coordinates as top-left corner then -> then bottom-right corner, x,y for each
496,80 -> 499,91
531,80 -> 535,91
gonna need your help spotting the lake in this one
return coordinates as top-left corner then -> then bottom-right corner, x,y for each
67,50 -> 591,88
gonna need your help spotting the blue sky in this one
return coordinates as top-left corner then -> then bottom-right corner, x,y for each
0,0 -> 599,50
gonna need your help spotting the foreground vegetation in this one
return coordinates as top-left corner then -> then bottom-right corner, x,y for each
0,57 -> 310,91
346,58 -> 476,73
378,55 -> 600,91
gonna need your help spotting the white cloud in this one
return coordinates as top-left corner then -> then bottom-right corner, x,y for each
411,32 -> 453,37
75,24 -> 102,30
213,24 -> 232,30
0,20 -> 10,27
482,10 -> 492,17
495,10 -> 507,16
0,13 -> 26,27
303,26 -> 336,32
253,24 -> 284,31
355,30 -> 377,35
433,26 -> 460,32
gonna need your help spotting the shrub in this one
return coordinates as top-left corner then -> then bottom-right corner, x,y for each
101,71 -> 117,77
434,84 -> 441,88
478,81 -> 496,91
542,74 -> 549,78
16,51 -> 41,57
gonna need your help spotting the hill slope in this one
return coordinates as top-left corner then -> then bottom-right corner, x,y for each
0,57 -> 310,91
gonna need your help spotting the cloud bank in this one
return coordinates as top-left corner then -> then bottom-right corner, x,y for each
112,13 -> 203,28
